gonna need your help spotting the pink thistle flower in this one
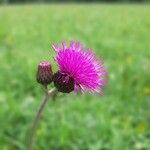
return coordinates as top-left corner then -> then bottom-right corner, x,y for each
52,41 -> 107,94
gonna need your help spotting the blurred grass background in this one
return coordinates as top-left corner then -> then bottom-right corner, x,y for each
0,4 -> 150,150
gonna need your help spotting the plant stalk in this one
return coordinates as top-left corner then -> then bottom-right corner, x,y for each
27,87 -> 57,150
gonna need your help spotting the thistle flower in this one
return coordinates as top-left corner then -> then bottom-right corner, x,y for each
52,41 -> 107,93
30,42 -> 107,150
36,61 -> 53,85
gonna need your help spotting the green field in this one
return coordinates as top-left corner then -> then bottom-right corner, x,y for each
0,4 -> 150,150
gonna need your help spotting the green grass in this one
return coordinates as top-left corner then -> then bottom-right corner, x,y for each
0,4 -> 150,150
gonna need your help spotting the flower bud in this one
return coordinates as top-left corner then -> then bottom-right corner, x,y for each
36,61 -> 53,85
53,71 -> 74,93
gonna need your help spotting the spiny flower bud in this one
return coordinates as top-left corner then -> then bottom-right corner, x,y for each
53,71 -> 74,93
36,61 -> 53,85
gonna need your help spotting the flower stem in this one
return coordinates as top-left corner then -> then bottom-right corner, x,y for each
27,87 -> 57,150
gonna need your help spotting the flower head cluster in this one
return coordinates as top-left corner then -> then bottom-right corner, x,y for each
37,41 -> 107,94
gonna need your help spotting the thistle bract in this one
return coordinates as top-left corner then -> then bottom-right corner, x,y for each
53,71 -> 74,93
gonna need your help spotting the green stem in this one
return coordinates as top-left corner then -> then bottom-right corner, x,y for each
27,87 -> 57,150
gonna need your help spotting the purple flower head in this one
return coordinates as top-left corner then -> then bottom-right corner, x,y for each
52,41 -> 107,94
